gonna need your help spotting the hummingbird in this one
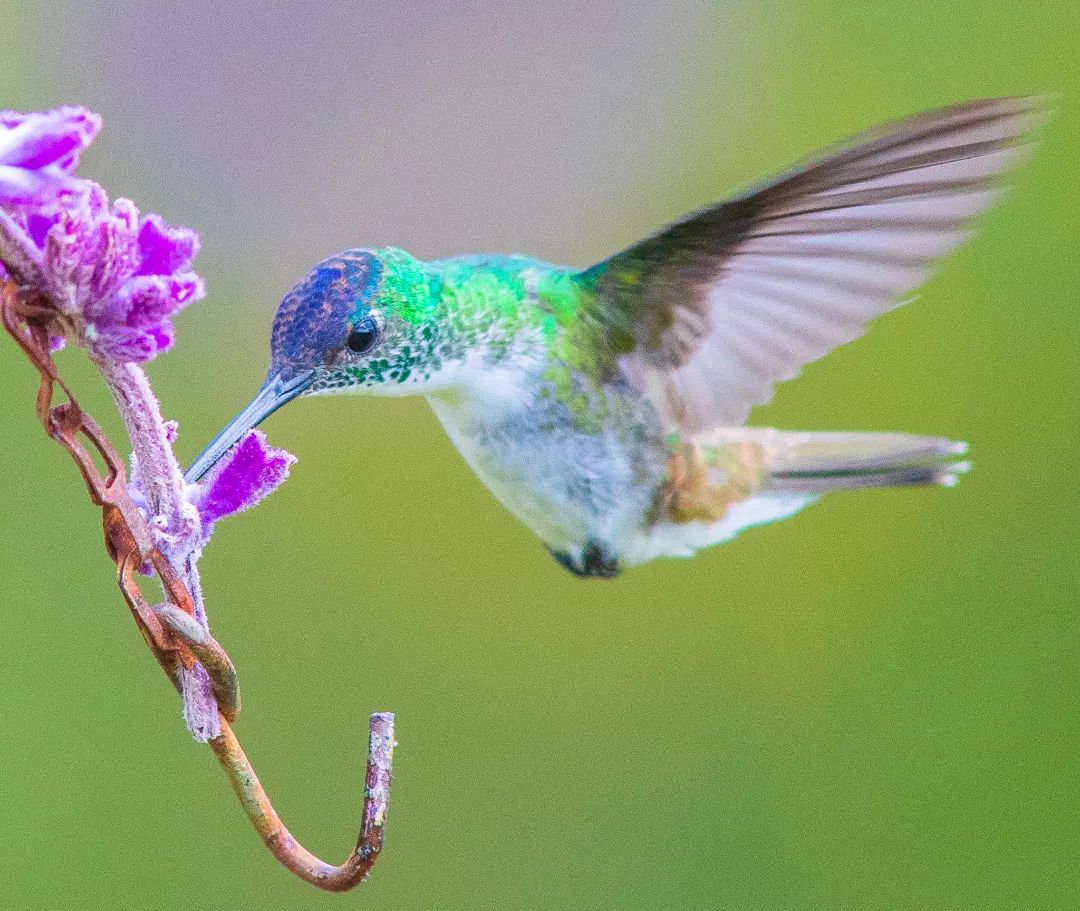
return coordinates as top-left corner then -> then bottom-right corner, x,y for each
186,97 -> 1041,577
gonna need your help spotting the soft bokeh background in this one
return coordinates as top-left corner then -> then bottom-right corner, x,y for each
2,2 -> 1077,908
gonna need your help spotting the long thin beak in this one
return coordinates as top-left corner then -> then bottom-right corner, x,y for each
184,370 -> 314,483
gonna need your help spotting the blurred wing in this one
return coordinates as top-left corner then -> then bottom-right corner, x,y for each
578,97 -> 1044,430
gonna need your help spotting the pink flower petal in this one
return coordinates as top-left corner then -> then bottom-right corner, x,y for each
0,163 -> 81,206
136,214 -> 199,276
190,430 -> 295,531
0,107 -> 101,172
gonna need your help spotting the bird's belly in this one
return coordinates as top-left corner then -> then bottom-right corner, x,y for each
427,394 -> 663,554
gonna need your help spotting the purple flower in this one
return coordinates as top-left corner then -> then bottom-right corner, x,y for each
0,107 -> 203,362
2,106 -> 290,742
128,426 -> 294,575
189,430 -> 296,542
11,182 -> 205,361
0,106 -> 100,205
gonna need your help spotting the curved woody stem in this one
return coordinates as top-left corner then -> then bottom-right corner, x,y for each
0,276 -> 396,892
212,712 -> 395,891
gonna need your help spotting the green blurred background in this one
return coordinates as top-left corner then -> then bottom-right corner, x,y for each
2,2 -> 1077,908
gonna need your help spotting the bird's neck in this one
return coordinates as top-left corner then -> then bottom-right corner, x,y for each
403,255 -> 566,404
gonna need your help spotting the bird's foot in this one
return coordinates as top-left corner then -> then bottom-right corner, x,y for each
547,539 -> 620,578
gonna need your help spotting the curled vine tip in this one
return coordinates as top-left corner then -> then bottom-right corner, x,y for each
209,712 -> 397,891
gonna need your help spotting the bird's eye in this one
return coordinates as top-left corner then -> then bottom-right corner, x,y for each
346,316 -> 381,354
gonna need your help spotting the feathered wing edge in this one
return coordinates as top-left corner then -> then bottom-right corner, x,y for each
578,97 -> 1048,431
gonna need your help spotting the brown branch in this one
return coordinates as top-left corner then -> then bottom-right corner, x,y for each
152,601 -> 242,723
0,278 -> 395,892
211,712 -> 395,891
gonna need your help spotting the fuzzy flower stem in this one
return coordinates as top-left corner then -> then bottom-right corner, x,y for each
94,359 -> 185,523
94,356 -> 220,739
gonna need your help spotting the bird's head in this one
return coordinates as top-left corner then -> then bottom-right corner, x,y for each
186,248 -> 437,482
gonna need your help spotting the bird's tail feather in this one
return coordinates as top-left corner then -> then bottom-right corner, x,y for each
762,431 -> 970,494
624,429 -> 968,565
